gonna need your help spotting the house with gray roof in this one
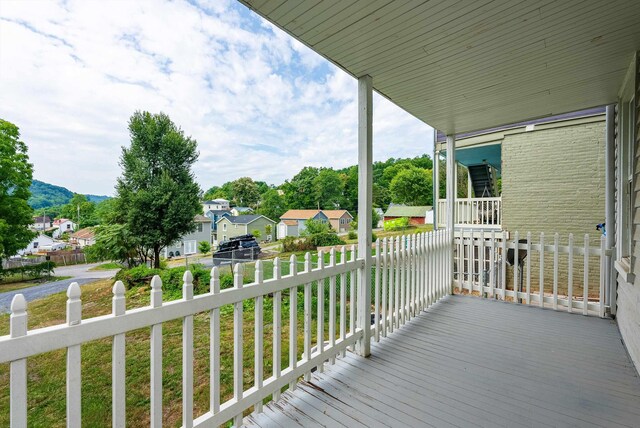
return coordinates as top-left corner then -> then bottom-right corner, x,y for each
217,214 -> 276,243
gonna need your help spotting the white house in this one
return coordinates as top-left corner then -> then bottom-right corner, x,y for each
230,206 -> 253,216
202,199 -> 230,213
18,234 -> 66,255
52,218 -> 76,238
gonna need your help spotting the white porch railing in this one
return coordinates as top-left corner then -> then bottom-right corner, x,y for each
437,197 -> 502,229
1,230 -> 451,427
453,230 -> 610,317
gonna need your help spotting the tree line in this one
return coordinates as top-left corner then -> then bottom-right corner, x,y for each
204,154 -> 444,223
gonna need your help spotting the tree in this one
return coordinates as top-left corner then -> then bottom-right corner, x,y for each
302,218 -> 331,235
115,111 -> 202,268
257,189 -> 286,221
232,177 -> 260,207
313,168 -> 343,209
252,229 -> 261,239
283,166 -> 319,209
389,166 -> 433,206
0,119 -> 35,260
60,193 -> 97,228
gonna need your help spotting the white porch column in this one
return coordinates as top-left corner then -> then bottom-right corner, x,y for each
467,170 -> 473,199
356,75 -> 373,357
446,135 -> 456,293
605,104 -> 616,314
433,130 -> 439,229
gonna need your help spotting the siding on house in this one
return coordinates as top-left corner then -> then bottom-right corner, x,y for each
501,116 -> 606,292
164,216 -> 212,257
217,215 -> 276,242
617,53 -> 640,369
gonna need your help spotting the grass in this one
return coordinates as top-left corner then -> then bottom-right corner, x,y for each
89,262 -> 124,271
0,269 -> 356,427
0,276 -> 72,293
343,224 -> 434,244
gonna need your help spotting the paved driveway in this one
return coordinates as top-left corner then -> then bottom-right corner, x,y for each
0,263 -> 120,313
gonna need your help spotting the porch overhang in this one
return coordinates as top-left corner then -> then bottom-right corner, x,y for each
239,0 -> 640,134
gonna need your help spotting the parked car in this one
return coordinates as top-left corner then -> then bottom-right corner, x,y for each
212,234 -> 261,266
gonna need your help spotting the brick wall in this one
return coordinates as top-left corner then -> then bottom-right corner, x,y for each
501,118 -> 606,295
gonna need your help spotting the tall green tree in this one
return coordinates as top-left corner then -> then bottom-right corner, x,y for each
60,193 -> 97,228
313,168 -> 343,209
283,166 -> 319,209
256,188 -> 287,221
0,119 -> 35,259
232,177 -> 260,207
115,111 -> 201,268
389,166 -> 433,206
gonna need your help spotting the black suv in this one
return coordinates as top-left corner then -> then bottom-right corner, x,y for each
212,234 -> 261,266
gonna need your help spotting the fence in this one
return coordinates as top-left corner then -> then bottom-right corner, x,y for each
453,230 -> 610,317
437,197 -> 502,229
0,229 -> 451,427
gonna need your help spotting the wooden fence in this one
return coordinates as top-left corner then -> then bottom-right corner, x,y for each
0,229 -> 451,427
453,230 -> 610,317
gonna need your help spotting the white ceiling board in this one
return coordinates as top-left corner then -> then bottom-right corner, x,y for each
239,0 -> 640,134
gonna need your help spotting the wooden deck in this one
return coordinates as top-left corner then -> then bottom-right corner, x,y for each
245,295 -> 640,428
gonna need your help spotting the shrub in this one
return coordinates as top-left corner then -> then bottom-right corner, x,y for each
0,261 -> 56,281
114,264 -> 161,289
198,241 -> 211,254
347,231 -> 357,240
372,232 -> 378,242
308,232 -> 344,247
383,217 -> 409,231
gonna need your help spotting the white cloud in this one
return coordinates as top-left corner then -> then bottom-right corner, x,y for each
0,0 -> 433,196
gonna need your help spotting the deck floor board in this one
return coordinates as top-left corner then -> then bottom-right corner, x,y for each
245,295 -> 640,427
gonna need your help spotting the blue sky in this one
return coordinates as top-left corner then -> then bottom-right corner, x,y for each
0,0 -> 434,196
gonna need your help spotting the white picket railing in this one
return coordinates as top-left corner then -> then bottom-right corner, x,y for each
1,229 -> 451,427
437,197 -> 502,229
453,230 -> 610,317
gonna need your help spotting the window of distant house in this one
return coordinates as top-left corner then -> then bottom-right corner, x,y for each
223,223 -> 227,231
234,224 -> 237,229
197,223 -> 203,232
33,242 -> 38,248
66,224 -> 71,229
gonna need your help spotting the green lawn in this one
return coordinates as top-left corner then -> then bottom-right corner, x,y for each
0,270 -> 356,427
88,262 -> 124,271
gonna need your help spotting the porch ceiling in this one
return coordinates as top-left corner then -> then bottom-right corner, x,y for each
239,0 -> 640,134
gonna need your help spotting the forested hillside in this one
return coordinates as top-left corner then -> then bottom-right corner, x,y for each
29,179 -> 110,210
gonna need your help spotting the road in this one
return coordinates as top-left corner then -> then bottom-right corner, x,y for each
0,262 -> 120,313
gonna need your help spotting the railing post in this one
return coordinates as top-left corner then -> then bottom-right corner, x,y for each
182,271 -> 194,428
446,134 -> 456,294
10,294 -> 27,428
112,281 -> 126,428
66,282 -> 82,428
232,264 -> 244,426
356,74 -> 373,357
151,275 -> 163,428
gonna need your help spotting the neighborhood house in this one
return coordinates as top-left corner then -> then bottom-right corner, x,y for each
383,204 -> 433,226
163,215 -> 212,258
204,209 -> 231,245
31,215 -> 52,231
202,198 -> 230,213
70,228 -> 96,248
230,206 -> 253,216
52,218 -> 77,238
277,209 -> 329,239
217,214 -> 276,243
322,210 -> 354,233
18,234 -> 66,255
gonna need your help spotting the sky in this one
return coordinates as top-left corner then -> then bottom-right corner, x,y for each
0,0 -> 434,196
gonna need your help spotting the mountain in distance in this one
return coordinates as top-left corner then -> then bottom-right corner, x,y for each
29,179 -> 110,209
